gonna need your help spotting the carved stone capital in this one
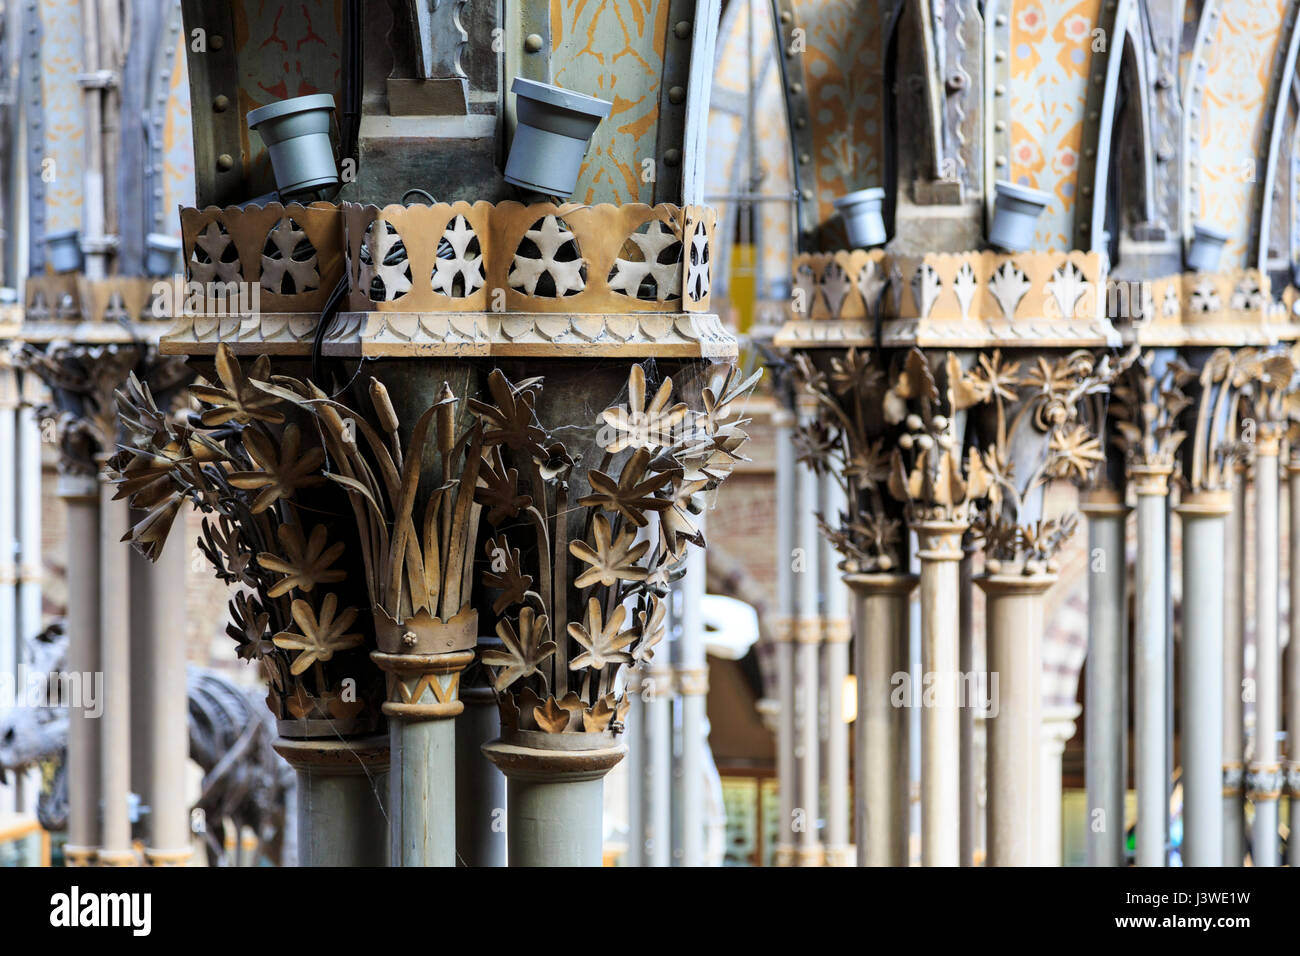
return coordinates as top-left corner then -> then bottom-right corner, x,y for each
1246,763 -> 1283,801
1079,486 -> 1127,516
1128,463 -> 1174,497
913,519 -> 967,562
371,648 -> 475,721
1175,489 -> 1232,517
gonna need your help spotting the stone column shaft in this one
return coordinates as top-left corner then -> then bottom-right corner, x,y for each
135,529 -> 192,865
274,737 -> 389,867
676,524 -> 708,867
848,573 -> 915,866
1132,467 -> 1171,867
820,475 -> 851,867
483,736 -> 625,867
981,573 -> 1054,866
373,648 -> 474,867
644,663 -> 673,866
1177,491 -> 1229,866
61,475 -> 101,865
915,520 -> 964,866
456,680 -> 506,867
1288,461 -> 1300,867
97,477 -> 134,866
1223,464 -> 1247,864
1250,437 -> 1281,866
1039,705 -> 1079,867
958,546 -> 975,866
0,370 -> 14,817
793,403 -> 822,866
1082,490 -> 1128,866
772,407 -> 796,866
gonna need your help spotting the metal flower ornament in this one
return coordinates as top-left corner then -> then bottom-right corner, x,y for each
473,363 -> 759,736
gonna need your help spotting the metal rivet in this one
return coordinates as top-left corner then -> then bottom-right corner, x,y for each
780,10 -> 792,23
800,189 -> 812,200
994,51 -> 1005,62
995,155 -> 1007,167
799,153 -> 810,164
664,149 -> 681,167
217,154 -> 234,171
213,95 -> 230,112
795,117 -> 806,128
674,20 -> 691,39
994,120 -> 1007,132
789,82 -> 803,94
1082,185 -> 1093,196
996,14 -> 1008,26
210,35 -> 224,50
524,33 -> 544,53
995,84 -> 1006,96
668,86 -> 685,104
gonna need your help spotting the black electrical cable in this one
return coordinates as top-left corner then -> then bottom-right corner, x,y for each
310,272 -> 350,392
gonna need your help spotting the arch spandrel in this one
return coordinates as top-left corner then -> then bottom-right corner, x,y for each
35,0 -> 86,252
994,0 -> 1106,251
1187,0 -> 1292,269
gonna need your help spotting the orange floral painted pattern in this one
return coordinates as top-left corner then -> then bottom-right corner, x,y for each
1196,0 -> 1288,267
1008,0 -> 1101,250
552,0 -> 671,206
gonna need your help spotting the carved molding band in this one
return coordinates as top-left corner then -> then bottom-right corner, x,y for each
159,310 -> 740,360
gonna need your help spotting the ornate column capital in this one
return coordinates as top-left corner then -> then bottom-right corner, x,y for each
914,519 -> 968,561
371,648 -> 475,721
842,572 -> 919,598
1175,489 -> 1232,517
1079,486 -> 1128,516
1128,463 -> 1174,497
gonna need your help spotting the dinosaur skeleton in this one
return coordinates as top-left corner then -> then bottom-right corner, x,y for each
0,623 -> 295,866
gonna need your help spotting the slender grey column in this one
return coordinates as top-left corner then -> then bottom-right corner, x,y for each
273,737 -> 390,866
676,525 -> 708,867
483,734 -> 625,866
914,519 -> 965,866
958,544 -> 975,866
847,573 -> 916,866
644,659 -> 673,866
625,671 -> 646,866
97,476 -> 134,866
372,648 -> 473,867
0,365 -> 15,817
61,474 -> 101,866
1082,489 -> 1128,866
1288,458 -> 1300,867
1039,705 -> 1079,866
1131,466 -> 1172,866
793,426 -> 822,866
1223,463 -> 1247,864
457,666 -> 507,867
1250,432 -> 1282,866
980,573 -> 1054,866
1177,490 -> 1229,865
136,528 -> 192,865
819,476 -> 851,867
773,405 -> 797,866
15,378 -> 44,814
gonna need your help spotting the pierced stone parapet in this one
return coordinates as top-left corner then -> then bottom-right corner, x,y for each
1115,270 -> 1276,347
777,250 -> 1118,349
343,201 -> 715,315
